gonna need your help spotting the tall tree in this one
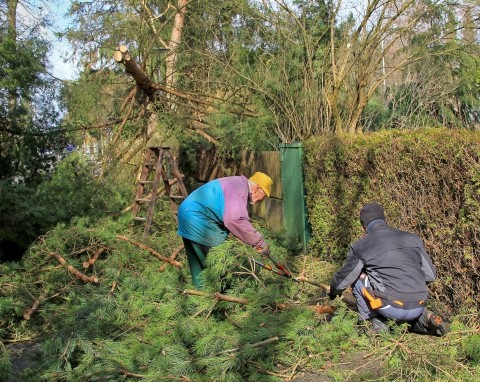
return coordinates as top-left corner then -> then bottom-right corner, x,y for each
63,0 -> 273,173
62,0 -> 480,158
0,0 -> 68,259
0,0 -> 65,183
213,0 -> 480,136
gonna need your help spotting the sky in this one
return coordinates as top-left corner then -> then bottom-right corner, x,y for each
46,1 -> 78,81
20,0 -> 78,81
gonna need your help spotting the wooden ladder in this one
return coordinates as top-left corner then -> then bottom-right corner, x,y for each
131,146 -> 188,237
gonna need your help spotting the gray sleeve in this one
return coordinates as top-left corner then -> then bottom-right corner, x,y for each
418,239 -> 436,282
330,248 -> 364,295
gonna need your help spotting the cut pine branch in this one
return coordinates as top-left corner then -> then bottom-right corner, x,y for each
116,235 -> 182,268
183,289 -> 248,305
295,276 -> 330,290
275,303 -> 336,315
159,244 -> 184,272
48,251 -> 99,284
23,293 -> 45,320
214,336 -> 279,355
295,276 -> 357,306
82,247 -> 106,269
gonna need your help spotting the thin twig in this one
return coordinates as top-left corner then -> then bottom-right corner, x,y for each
214,337 -> 279,356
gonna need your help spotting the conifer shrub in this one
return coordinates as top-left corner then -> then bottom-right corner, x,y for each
0,153 -> 132,261
464,334 -> 480,364
303,128 -> 480,315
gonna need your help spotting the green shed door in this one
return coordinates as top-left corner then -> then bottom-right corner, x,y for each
280,143 -> 310,253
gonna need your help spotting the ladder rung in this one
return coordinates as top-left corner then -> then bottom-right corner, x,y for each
159,195 -> 184,200
134,217 -> 147,222
136,198 -> 151,203
139,180 -> 153,185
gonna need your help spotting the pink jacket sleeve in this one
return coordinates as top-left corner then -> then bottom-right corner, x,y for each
220,176 -> 267,249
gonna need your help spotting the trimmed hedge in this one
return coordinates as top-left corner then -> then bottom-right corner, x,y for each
303,128 -> 480,314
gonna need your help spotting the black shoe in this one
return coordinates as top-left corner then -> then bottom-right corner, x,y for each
423,309 -> 450,336
412,309 -> 450,336
370,317 -> 390,334
357,317 -> 390,335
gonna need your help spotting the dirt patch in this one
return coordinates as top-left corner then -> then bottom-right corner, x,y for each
290,370 -> 334,382
5,340 -> 42,381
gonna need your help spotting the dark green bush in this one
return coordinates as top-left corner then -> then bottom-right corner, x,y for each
303,128 -> 480,314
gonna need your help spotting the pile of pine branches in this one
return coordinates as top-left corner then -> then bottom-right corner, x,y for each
1,204 -> 479,381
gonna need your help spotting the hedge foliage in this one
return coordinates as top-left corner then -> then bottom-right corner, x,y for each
303,128 -> 480,315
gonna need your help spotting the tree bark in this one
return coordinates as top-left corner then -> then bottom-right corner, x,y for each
165,0 -> 188,91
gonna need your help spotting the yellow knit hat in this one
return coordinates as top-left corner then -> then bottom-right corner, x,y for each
249,172 -> 273,197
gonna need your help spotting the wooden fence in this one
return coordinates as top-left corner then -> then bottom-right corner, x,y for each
195,150 -> 284,233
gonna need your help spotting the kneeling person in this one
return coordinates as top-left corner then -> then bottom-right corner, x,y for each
328,202 -> 449,336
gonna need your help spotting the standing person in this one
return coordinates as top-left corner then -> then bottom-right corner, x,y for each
328,202 -> 449,336
177,172 -> 273,289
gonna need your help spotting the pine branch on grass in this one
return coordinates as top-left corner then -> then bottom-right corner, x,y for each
116,235 -> 183,268
82,247 -> 106,269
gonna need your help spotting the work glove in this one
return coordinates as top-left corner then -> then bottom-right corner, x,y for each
257,243 -> 270,257
327,285 -> 339,300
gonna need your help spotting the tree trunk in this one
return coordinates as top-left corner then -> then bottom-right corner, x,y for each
6,0 -> 18,111
165,0 -> 188,93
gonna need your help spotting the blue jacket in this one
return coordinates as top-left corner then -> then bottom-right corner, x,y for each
177,176 -> 266,248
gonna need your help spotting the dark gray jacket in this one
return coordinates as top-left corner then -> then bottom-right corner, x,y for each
330,220 -> 436,301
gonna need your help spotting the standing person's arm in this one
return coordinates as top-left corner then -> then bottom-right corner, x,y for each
224,202 -> 267,249
221,176 -> 268,250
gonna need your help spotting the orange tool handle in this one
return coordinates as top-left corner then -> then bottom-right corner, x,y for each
362,287 -> 382,309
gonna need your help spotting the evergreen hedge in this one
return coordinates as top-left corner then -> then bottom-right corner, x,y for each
303,128 -> 480,315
